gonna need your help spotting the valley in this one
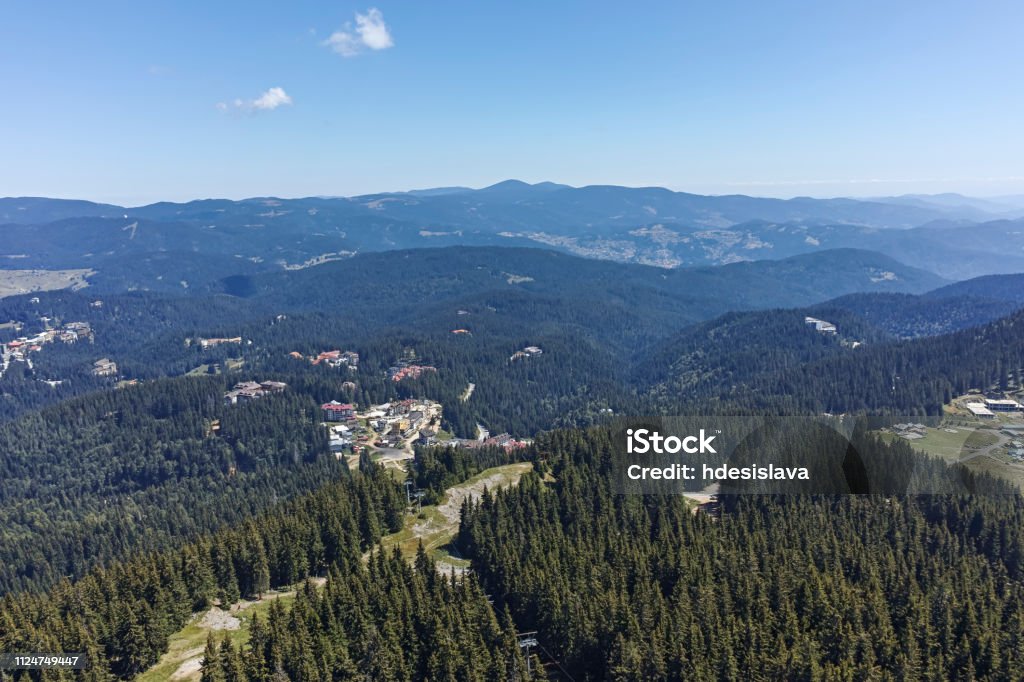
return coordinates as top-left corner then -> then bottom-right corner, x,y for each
2,194 -> 1024,681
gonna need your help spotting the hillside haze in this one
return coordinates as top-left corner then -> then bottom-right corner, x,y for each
2,183 -> 1023,296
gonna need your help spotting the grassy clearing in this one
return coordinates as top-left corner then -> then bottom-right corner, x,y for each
186,358 -> 244,376
385,465 -> 408,483
0,268 -> 94,298
881,428 -> 976,462
185,364 -> 214,376
379,505 -> 452,562
881,422 -> 1003,462
958,456 -> 1024,490
139,587 -> 304,682
457,463 -> 532,492
378,462 -> 533,565
879,410 -> 1024,490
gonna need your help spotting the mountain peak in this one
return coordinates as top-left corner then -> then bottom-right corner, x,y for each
477,179 -> 571,194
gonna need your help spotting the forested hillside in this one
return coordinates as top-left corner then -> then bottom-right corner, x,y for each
1,240 -> 1023,681
6,277 -> 1022,599
0,461 -> 413,679
926,273 -> 1024,304
695,309 -> 1024,415
640,298 -> 1024,417
0,377 -> 336,594
2,301 -> 1024,680
638,307 -> 888,393
820,292 -> 1019,338
0,246 -> 944,423
460,428 -> 1024,680
223,246 -> 945,313
818,273 -> 1024,338
209,550 -> 534,681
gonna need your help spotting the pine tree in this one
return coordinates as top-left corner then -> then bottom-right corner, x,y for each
200,633 -> 226,682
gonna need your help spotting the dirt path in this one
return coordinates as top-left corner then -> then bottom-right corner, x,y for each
373,462 -> 533,574
413,463 -> 532,574
140,578 -> 326,682
419,463 -> 531,533
957,431 -> 1010,463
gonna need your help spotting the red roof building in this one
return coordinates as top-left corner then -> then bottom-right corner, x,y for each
322,401 -> 356,421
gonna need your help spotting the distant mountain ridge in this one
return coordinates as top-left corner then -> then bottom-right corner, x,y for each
869,193 -> 1024,221
2,183 -> 1023,292
925,272 -> 1024,303
0,182 -> 996,227
795,273 -> 1024,339
0,197 -> 125,224
219,245 -> 946,318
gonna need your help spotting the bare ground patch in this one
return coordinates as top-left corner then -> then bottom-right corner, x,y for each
373,463 -> 533,569
197,607 -> 241,631
139,583 -> 321,682
0,268 -> 94,298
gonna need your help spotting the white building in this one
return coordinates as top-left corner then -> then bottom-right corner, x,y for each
966,403 -> 996,419
985,398 -> 1022,412
805,317 -> 837,334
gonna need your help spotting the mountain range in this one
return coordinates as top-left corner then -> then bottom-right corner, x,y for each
3,183 -> 1024,296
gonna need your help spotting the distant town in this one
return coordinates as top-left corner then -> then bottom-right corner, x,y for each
288,349 -> 360,370
0,318 -> 96,382
325,396 -> 530,462
220,378 -> 530,468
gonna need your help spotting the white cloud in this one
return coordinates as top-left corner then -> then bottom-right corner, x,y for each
324,8 -> 393,57
217,87 -> 293,113
325,30 -> 361,57
355,8 -> 393,50
252,87 -> 292,110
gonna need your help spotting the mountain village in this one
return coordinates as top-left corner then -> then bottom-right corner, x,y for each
0,318 -> 96,381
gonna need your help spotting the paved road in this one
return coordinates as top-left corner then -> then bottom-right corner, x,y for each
956,430 -> 1011,463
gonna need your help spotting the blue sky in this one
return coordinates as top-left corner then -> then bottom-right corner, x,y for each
2,1 -> 1023,204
